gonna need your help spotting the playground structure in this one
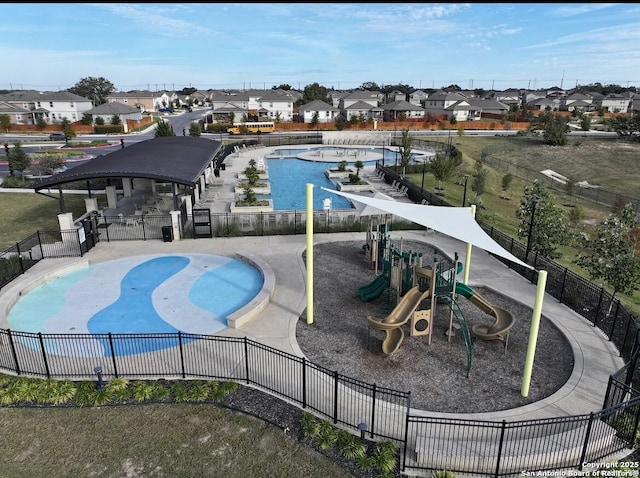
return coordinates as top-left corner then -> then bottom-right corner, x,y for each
362,234 -> 516,377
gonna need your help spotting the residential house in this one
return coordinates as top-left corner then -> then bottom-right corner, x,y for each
338,90 -> 383,111
467,98 -> 509,118
255,90 -> 294,121
386,90 -> 407,103
0,90 -> 92,124
0,101 -> 32,125
596,94 -> 630,114
409,90 -> 429,107
560,92 -> 595,113
155,91 -> 179,110
85,102 -> 142,132
107,90 -> 157,113
298,100 -> 340,123
423,91 -> 469,120
328,90 -> 350,108
343,100 -> 379,122
488,89 -> 522,108
382,100 -> 425,121
526,97 -> 560,111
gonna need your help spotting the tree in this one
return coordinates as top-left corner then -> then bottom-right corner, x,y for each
301,83 -> 331,104
354,160 -> 364,178
94,117 -> 105,126
188,122 -> 202,137
36,117 -> 47,130
580,115 -> 591,132
530,112 -> 570,146
0,114 -> 10,133
61,118 -> 75,142
576,203 -> 640,313
80,113 -> 93,125
427,148 -> 461,195
67,76 -> 115,106
500,173 -> 513,199
35,154 -> 64,176
471,167 -> 488,203
516,180 -> 568,259
154,120 -> 174,137
311,111 -> 319,127
110,115 -> 121,126
398,129 -> 413,177
7,142 -> 31,182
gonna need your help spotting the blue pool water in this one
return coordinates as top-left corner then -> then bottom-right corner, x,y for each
7,254 -> 264,356
266,147 -> 417,211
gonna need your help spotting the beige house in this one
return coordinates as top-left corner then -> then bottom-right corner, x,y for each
0,90 -> 92,125
107,91 -> 158,113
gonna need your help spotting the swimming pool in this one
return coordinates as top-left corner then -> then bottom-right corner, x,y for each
7,254 -> 264,356
266,147 -> 420,211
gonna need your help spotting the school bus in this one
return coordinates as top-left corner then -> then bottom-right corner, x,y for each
227,121 -> 276,135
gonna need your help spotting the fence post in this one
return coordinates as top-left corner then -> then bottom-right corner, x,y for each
594,287 -> 605,328
7,330 -> 20,375
369,383 -> 377,439
16,243 -> 25,274
38,332 -> 51,379
36,230 -> 44,259
608,300 -> 621,343
178,331 -> 186,378
401,392 -> 412,473
333,370 -> 339,424
559,268 -> 568,303
243,337 -> 250,384
579,412 -> 595,467
302,357 -> 307,409
494,420 -> 507,477
108,333 -> 119,378
77,227 -> 83,257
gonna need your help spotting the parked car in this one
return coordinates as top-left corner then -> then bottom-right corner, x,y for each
49,133 -> 67,141
159,108 -> 173,113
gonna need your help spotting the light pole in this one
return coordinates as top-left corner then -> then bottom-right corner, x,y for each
462,174 -> 469,207
525,197 -> 540,262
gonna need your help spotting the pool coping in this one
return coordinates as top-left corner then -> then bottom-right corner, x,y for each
227,250 -> 276,329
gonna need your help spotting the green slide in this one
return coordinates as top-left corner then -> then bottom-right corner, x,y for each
358,275 -> 390,302
454,282 -> 495,316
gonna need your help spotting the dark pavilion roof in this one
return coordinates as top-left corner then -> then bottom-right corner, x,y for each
32,136 -> 222,191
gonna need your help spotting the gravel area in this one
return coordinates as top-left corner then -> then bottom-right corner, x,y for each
295,240 -> 574,413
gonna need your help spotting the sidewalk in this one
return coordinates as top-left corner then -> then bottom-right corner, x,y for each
12,229 -> 621,423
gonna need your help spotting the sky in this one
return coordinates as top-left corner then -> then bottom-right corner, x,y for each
3,3 -> 640,93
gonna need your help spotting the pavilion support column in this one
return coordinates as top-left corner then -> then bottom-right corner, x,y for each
169,210 -> 181,241
106,185 -> 118,209
58,212 -> 76,244
184,195 -> 194,216
84,197 -> 98,214
122,178 -> 133,197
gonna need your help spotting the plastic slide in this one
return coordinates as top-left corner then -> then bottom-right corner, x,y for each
358,274 -> 389,302
454,282 -> 515,343
367,286 -> 431,354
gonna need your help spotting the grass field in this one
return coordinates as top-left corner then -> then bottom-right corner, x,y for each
409,134 -> 640,316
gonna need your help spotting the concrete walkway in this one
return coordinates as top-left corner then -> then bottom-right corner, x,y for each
3,229 -> 623,423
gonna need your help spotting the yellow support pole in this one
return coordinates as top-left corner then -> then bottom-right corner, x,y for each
306,183 -> 314,324
521,270 -> 547,397
463,205 -> 476,285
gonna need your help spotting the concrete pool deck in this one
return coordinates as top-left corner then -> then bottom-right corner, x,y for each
205,143 -> 416,214
0,229 -> 624,424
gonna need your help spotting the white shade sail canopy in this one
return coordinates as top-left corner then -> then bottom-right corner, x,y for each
322,187 -> 533,270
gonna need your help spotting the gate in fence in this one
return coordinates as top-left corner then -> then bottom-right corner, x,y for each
192,208 -> 213,238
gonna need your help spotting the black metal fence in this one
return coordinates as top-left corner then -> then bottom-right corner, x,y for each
0,329 -> 410,447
